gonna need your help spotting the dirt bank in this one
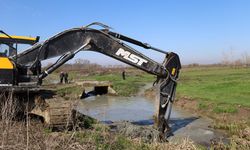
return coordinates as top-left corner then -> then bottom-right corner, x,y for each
144,87 -> 250,124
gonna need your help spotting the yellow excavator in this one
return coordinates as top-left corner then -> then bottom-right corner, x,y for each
0,32 -> 75,127
0,22 -> 181,139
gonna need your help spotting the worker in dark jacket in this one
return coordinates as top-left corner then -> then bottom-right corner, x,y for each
122,70 -> 126,80
60,72 -> 64,84
64,72 -> 69,84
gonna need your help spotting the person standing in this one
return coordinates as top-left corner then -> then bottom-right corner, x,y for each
64,72 -> 69,84
122,70 -> 126,80
60,72 -> 64,84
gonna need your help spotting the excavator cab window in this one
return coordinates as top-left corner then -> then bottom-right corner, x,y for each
0,44 -> 10,57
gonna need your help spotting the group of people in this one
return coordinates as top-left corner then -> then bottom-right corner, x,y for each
59,72 -> 69,84
59,70 -> 125,84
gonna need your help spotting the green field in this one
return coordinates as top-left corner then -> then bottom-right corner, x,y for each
84,72 -> 154,96
50,66 -> 250,107
83,66 -> 250,107
177,66 -> 250,107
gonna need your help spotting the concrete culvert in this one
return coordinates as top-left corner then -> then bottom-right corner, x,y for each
94,86 -> 108,95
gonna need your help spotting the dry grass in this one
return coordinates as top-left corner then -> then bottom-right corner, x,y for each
0,92 -> 84,150
0,92 -> 200,150
0,121 -> 198,150
149,138 -> 197,150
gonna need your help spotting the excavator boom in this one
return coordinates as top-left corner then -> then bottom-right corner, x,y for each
16,27 -> 177,77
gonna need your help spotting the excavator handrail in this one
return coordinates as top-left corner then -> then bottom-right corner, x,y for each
0,34 -> 39,45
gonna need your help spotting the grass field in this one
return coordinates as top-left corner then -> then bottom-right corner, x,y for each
177,66 -> 250,107
83,72 -> 154,96
82,66 -> 250,108
44,69 -> 155,96
49,66 -> 250,107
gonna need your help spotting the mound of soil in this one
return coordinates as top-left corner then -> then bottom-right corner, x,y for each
108,121 -> 160,143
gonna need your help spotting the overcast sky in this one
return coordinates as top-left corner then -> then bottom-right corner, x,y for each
1,0 -> 250,65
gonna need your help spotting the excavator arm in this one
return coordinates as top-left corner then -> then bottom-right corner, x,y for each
14,23 -> 181,138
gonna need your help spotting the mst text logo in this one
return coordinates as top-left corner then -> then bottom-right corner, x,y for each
115,48 -> 148,66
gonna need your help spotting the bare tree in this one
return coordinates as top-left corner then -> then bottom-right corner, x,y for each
221,51 -> 231,65
242,52 -> 250,66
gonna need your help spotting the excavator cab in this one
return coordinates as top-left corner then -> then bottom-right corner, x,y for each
0,33 -> 39,85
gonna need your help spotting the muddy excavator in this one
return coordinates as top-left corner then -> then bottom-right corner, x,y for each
0,22 -> 181,139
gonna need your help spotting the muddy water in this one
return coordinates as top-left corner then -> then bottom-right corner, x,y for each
77,82 -> 177,122
77,95 -> 182,122
77,94 -> 228,146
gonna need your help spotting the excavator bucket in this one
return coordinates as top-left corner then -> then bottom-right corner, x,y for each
154,52 -> 181,138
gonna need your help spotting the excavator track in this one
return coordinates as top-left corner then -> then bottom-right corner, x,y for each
0,86 -> 77,128
30,96 -> 76,128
